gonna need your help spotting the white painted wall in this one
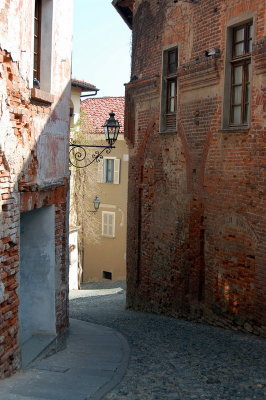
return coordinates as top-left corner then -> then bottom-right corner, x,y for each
0,0 -> 73,184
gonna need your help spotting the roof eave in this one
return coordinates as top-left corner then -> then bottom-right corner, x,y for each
112,0 -> 133,30
71,81 -> 99,92
80,87 -> 99,93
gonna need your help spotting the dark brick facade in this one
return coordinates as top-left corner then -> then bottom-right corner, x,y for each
119,0 -> 266,335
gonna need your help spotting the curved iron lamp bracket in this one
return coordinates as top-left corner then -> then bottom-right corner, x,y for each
69,144 -> 115,168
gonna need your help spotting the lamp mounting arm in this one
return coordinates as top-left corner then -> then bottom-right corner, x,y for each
69,143 -> 115,168
69,111 -> 120,168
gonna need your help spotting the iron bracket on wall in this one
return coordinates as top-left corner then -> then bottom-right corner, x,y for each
69,143 -> 115,168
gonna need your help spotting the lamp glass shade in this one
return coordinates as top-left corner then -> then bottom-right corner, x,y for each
93,195 -> 100,211
103,112 -> 121,145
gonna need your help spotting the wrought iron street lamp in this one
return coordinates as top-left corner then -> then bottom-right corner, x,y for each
93,195 -> 100,211
103,111 -> 121,146
88,195 -> 101,213
69,111 -> 121,168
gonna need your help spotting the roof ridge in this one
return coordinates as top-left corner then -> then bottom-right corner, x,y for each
82,96 -> 125,101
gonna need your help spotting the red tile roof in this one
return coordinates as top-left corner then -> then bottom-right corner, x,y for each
81,97 -> 125,133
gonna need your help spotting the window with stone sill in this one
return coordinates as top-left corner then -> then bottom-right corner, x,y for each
230,22 -> 253,125
223,21 -> 253,128
160,47 -> 178,133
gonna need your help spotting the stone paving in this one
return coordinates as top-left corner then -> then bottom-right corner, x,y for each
69,281 -> 266,400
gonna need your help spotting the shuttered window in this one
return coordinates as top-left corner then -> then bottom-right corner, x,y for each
98,158 -> 120,184
97,159 -> 104,183
113,158 -> 120,184
102,212 -> 115,238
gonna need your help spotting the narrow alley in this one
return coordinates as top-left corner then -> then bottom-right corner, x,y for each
70,282 -> 266,400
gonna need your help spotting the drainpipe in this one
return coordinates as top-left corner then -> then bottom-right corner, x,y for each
80,90 -> 99,98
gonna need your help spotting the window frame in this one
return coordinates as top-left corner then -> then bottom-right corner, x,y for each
32,0 -> 53,93
99,157 -> 120,185
229,22 -> 253,126
160,46 -> 178,133
230,60 -> 251,125
33,0 -> 42,82
222,19 -> 253,130
104,158 -> 115,184
166,78 -> 177,115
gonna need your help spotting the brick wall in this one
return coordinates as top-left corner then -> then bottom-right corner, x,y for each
125,0 -> 266,335
0,148 -> 20,377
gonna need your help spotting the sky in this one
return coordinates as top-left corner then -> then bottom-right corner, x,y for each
72,0 -> 132,97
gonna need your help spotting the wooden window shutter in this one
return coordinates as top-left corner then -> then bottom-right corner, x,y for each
108,213 -> 115,237
165,114 -> 176,131
113,158 -> 120,184
102,212 -> 108,236
97,159 -> 104,183
102,212 -> 115,237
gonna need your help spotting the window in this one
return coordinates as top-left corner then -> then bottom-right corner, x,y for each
102,212 -> 115,238
102,271 -> 112,280
98,158 -> 120,184
32,0 -> 53,92
33,0 -> 41,82
229,22 -> 253,126
160,47 -> 178,132
105,159 -> 114,183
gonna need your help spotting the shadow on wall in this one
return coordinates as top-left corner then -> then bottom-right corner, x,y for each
0,48 -> 71,377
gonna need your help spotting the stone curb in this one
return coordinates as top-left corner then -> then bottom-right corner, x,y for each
89,327 -> 130,400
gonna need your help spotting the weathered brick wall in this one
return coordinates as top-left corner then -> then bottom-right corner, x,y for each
125,0 -> 266,335
0,0 -> 72,377
0,146 -> 20,377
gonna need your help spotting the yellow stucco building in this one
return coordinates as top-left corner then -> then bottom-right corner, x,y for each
70,89 -> 128,283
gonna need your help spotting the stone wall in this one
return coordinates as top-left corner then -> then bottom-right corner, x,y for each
125,0 -> 266,336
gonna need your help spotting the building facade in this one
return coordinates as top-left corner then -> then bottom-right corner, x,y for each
71,97 -> 128,282
69,79 -> 99,289
0,0 -> 72,377
114,0 -> 266,335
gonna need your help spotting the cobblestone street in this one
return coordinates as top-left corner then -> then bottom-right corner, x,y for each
69,282 -> 266,400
